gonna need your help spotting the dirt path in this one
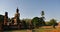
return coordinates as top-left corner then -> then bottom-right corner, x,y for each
27,30 -> 32,32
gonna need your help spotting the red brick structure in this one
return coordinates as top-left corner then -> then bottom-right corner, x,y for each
4,12 -> 8,25
13,8 -> 20,25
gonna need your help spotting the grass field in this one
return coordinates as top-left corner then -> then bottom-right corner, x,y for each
4,26 -> 60,32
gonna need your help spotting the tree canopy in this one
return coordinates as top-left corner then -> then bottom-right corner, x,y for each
32,17 -> 39,27
41,11 -> 45,17
49,19 -> 57,26
0,15 -> 4,22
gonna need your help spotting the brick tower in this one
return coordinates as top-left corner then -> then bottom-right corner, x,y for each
13,8 -> 20,25
4,12 -> 8,25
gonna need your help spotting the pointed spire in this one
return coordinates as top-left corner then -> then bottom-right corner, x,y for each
16,7 -> 19,13
5,12 -> 8,17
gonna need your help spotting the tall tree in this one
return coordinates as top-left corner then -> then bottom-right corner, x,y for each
41,11 -> 44,17
40,11 -> 45,26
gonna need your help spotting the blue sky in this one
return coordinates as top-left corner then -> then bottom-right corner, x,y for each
0,0 -> 60,21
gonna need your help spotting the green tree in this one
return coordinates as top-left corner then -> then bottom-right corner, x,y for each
31,17 -> 39,28
32,17 -> 46,28
41,11 -> 44,17
39,17 -> 45,26
22,20 -> 27,29
49,19 -> 57,25
40,11 -> 45,26
0,15 -> 4,31
0,15 -> 4,23
45,21 -> 52,26
22,19 -> 33,29
49,19 -> 57,28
